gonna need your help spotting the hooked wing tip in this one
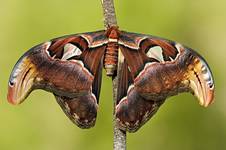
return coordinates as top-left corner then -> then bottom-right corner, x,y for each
7,55 -> 37,105
185,55 -> 215,107
7,42 -> 52,105
7,86 -> 19,105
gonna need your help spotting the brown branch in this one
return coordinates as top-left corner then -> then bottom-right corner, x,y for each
101,0 -> 127,150
113,50 -> 127,150
101,0 -> 117,28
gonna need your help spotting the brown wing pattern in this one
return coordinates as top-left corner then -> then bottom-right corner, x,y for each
8,30 -> 107,128
116,31 -> 214,132
7,28 -> 215,131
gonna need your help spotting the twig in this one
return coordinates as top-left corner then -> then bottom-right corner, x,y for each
113,50 -> 127,150
101,0 -> 117,28
101,0 -> 127,150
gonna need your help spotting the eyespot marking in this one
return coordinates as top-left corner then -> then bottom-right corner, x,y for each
62,43 -> 82,60
146,46 -> 164,62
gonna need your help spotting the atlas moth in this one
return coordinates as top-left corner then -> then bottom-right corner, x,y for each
8,26 -> 214,132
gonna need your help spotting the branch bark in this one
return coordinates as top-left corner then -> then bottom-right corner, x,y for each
101,0 -> 117,28
101,0 -> 127,150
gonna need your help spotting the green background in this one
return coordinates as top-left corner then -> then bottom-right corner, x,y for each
0,0 -> 225,150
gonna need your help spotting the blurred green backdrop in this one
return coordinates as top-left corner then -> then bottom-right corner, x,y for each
0,0 -> 225,150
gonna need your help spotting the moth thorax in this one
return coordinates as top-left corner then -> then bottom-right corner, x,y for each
104,42 -> 119,76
